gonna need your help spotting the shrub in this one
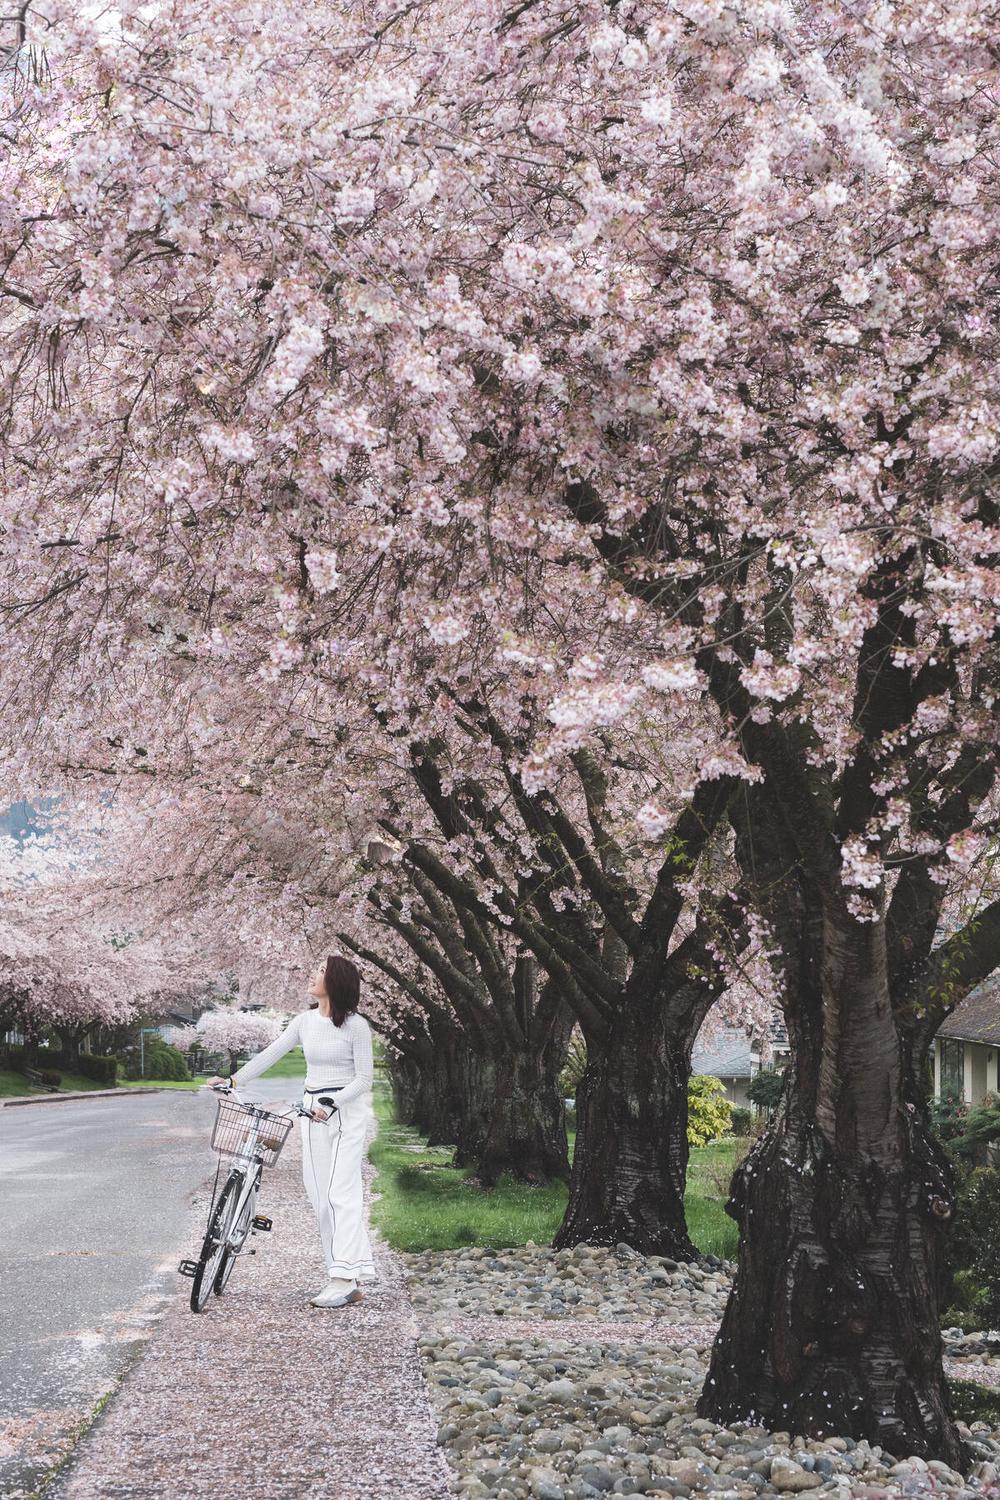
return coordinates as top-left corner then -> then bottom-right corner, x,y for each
966,1167 -> 1000,1327
39,1069 -> 62,1087
942,1305 -> 987,1335
945,1166 -> 1000,1332
953,1093 -> 1000,1163
730,1106 -> 752,1137
747,1069 -> 785,1114
931,1084 -> 970,1145
79,1053 -> 118,1087
559,1029 -> 587,1097
687,1075 -> 733,1147
124,1036 -> 189,1081
4,1043 -> 27,1071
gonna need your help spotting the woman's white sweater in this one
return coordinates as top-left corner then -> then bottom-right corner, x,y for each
231,1009 -> 374,1103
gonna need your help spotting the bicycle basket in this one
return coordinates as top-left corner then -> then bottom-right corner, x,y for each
211,1097 -> 293,1167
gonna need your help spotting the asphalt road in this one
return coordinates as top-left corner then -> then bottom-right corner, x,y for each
0,1076 -> 303,1498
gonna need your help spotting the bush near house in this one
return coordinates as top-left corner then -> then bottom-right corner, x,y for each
78,1053 -> 118,1086
934,1091 -> 1000,1333
931,1084 -> 970,1144
687,1075 -> 733,1147
746,1068 -> 785,1115
953,1092 -> 1000,1163
944,1166 -> 1000,1332
121,1036 -> 189,1082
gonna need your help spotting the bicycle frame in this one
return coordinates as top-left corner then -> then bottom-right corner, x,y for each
179,1084 -> 310,1306
210,1086 -> 274,1247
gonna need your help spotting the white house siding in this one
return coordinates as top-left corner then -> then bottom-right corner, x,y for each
933,1038 -> 1000,1106
970,1044 -> 990,1103
718,1076 -> 750,1109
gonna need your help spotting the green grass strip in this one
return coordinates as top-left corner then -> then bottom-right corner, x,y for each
370,1077 -> 740,1258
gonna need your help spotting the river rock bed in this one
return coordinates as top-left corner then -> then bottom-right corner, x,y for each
402,1243 -> 733,1325
418,1332 -> 1000,1500
945,1330 -> 1000,1370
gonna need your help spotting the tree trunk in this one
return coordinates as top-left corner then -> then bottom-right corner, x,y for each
57,1023 -> 85,1064
553,988 -> 706,1259
388,1053 -> 422,1124
407,1051 -> 458,1145
386,1023 -> 571,1185
699,909 -> 964,1465
451,1044 -> 571,1186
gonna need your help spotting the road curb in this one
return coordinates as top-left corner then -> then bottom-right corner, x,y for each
0,1086 -> 173,1108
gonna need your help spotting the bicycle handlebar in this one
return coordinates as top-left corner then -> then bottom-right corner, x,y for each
208,1081 -> 332,1120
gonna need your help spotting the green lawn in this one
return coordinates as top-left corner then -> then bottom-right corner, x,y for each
0,1044 -> 352,1100
250,1045 -> 307,1078
121,1077 -> 204,1089
370,1078 -> 741,1259
685,1138 -> 741,1260
0,1065 -> 108,1097
126,1045 -> 310,1089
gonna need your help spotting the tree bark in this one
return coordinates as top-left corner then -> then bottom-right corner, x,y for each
385,1018 -> 572,1184
450,1040 -> 571,1186
413,1049 -> 462,1147
553,985 -> 708,1259
699,908 -> 964,1465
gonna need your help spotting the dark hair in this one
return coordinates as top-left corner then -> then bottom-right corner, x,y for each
309,954 -> 361,1026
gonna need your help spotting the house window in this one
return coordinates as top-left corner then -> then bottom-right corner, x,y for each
940,1039 -> 964,1096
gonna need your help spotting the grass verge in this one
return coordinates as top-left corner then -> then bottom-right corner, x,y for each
370,1080 -> 567,1250
121,1078 -> 204,1090
370,1078 -> 741,1259
0,1065 -> 106,1098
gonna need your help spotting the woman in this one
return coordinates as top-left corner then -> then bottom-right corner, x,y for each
206,954 -> 376,1308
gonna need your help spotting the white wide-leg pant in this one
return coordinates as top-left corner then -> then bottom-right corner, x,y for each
300,1090 -> 377,1282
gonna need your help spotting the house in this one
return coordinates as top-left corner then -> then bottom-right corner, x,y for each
691,1020 -> 790,1108
932,982 -> 1000,1107
693,986 -> 1000,1115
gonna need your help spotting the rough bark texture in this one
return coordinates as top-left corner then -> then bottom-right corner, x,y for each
390,1044 -> 462,1148
698,909 -> 963,1466
450,1044 -> 571,1185
388,1013 -> 572,1185
553,986 -> 710,1259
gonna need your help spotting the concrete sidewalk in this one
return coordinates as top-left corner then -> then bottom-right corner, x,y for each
48,1110 -> 452,1500
1,1087 -> 168,1108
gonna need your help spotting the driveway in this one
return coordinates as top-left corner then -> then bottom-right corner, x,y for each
0,1077 -> 302,1497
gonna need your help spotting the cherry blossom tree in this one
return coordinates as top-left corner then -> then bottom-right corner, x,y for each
195,1006 -> 281,1075
3,0 -> 999,1460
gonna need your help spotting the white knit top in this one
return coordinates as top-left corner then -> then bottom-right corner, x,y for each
231,1009 -> 374,1103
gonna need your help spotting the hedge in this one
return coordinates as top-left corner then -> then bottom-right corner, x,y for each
79,1052 -> 118,1086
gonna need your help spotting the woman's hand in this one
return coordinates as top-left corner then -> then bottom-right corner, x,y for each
310,1106 -> 331,1121
205,1074 -> 230,1088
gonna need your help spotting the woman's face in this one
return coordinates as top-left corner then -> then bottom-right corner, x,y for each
309,963 -> 327,1000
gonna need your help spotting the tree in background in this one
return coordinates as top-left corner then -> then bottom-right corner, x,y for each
195,1008 -> 281,1078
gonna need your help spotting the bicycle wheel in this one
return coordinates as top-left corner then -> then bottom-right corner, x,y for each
213,1168 -> 260,1295
191,1171 -> 242,1313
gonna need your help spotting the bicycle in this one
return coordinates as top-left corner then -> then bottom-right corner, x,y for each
177,1082 -> 336,1313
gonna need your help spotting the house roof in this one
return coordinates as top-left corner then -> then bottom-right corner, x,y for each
938,981 -> 1000,1045
692,1014 -> 790,1080
692,1028 -> 754,1080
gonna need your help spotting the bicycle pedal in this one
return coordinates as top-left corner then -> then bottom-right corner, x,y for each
177,1260 -> 199,1278
251,1215 -> 273,1231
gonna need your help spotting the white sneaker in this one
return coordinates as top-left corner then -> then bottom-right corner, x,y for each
309,1278 -> 361,1308
309,1276 -> 352,1299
